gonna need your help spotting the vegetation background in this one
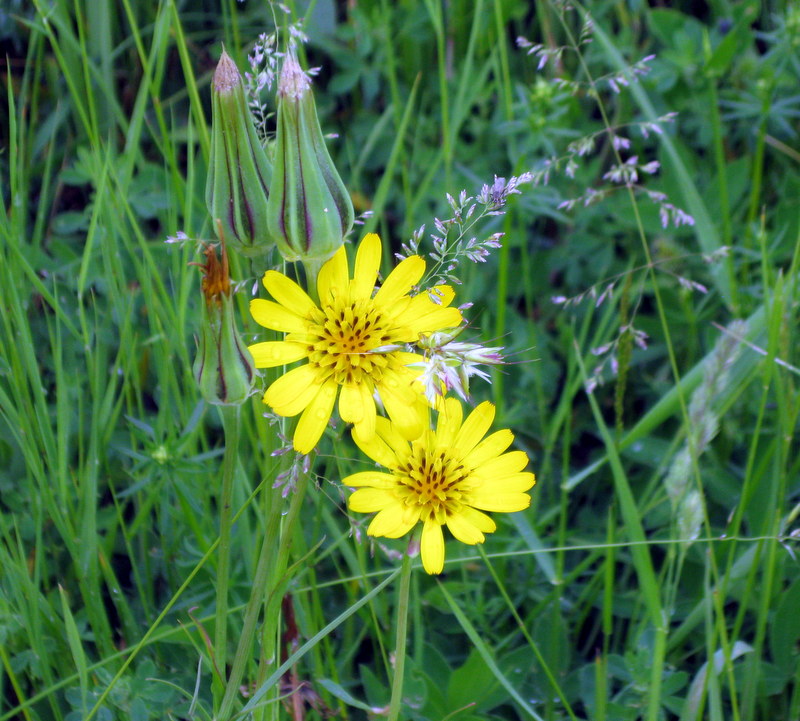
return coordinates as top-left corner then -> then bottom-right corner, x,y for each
1,0 -> 799,719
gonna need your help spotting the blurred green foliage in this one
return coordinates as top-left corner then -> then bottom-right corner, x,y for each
1,1 -> 799,719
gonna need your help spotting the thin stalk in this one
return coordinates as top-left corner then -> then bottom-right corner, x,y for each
703,31 -> 738,312
741,91 -> 771,261
302,257 -> 325,304
387,545 -> 413,721
255,462 -> 312,721
213,404 -> 241,711
217,457 -> 289,720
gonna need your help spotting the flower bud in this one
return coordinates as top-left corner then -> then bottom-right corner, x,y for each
206,49 -> 273,257
193,243 -> 256,406
267,51 -> 354,263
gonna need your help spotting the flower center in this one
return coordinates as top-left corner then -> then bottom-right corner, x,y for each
396,441 -> 469,521
306,296 -> 395,385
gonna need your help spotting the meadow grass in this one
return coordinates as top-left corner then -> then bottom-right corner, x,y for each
1,1 -> 799,720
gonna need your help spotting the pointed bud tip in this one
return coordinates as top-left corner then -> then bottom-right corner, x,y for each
200,243 -> 231,302
277,51 -> 311,100
213,50 -> 242,94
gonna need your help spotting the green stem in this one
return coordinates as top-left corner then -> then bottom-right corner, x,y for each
213,404 -> 240,712
387,544 -> 413,721
302,257 -> 324,304
254,458 -> 312,721
217,451 -> 291,720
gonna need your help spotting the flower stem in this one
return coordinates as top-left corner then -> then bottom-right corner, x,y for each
213,404 -> 240,712
302,257 -> 324,304
254,464 -> 311,721
217,449 -> 291,720
387,543 -> 413,721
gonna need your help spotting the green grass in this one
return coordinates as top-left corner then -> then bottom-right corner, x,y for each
2,1 -> 800,720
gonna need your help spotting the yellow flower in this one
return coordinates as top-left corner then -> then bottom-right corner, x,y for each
248,233 -> 463,454
345,397 -> 536,574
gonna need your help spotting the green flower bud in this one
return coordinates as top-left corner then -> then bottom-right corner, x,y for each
193,243 -> 256,406
268,51 -> 354,263
206,49 -> 273,258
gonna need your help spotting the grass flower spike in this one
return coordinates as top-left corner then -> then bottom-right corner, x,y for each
248,233 -> 463,454
345,397 -> 535,574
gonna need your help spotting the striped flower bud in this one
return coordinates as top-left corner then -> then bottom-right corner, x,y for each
267,50 -> 354,263
193,243 -> 256,406
206,50 -> 273,258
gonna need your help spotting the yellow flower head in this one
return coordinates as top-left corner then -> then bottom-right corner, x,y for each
248,233 -> 463,454
345,397 -> 536,574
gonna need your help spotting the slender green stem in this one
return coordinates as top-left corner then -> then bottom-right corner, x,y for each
213,404 -> 240,712
703,31 -> 738,313
302,258 -> 324,304
255,460 -> 312,721
387,544 -> 413,721
217,458 -> 289,720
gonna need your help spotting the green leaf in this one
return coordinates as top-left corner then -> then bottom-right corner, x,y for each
769,577 -> 800,672
704,5 -> 757,77
438,582 -> 545,721
447,648 -> 500,713
318,678 -> 382,713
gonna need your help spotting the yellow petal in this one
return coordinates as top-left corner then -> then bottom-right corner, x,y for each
375,415 -> 413,460
339,383 -> 365,424
263,271 -> 317,317
378,374 -> 426,440
438,285 -> 455,303
317,244 -> 349,305
374,255 -> 425,306
473,450 -> 530,478
353,423 -> 398,468
350,383 -> 377,442
293,379 -> 338,454
446,511 -> 486,545
368,503 -> 419,538
454,402 -> 495,453
351,233 -> 382,299
283,331 -> 317,345
347,487 -> 394,513
401,301 -> 463,333
420,518 -> 445,574
381,296 -> 413,324
249,299 -> 307,333
435,397 -> 463,446
489,472 -> 536,493
468,491 -> 531,513
248,341 -> 308,368
459,506 -> 497,533
394,351 -> 424,366
264,364 -> 322,415
463,429 -> 514,467
401,286 -> 458,324
343,471 -> 396,489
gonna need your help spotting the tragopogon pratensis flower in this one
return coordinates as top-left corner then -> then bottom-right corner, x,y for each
345,397 -> 536,574
248,233 -> 463,454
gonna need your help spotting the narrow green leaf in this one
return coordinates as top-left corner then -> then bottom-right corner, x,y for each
438,581 -> 545,721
